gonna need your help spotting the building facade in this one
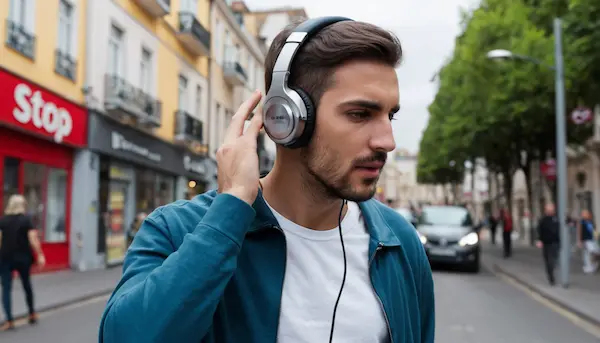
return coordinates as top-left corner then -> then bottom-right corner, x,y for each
69,0 -> 216,271
209,0 -> 273,173
0,0 -> 89,272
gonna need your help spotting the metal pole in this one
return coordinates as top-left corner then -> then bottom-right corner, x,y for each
554,17 -> 570,288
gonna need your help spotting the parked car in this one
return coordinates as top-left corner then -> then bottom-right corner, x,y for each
415,205 -> 480,273
395,207 -> 418,228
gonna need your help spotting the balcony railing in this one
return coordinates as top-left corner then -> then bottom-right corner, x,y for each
55,50 -> 77,81
104,74 -> 162,127
174,110 -> 203,143
5,19 -> 35,59
177,12 -> 210,56
223,61 -> 247,86
135,0 -> 171,17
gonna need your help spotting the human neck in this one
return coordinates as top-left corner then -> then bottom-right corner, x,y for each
261,160 -> 346,231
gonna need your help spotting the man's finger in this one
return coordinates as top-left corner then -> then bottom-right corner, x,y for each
244,110 -> 264,138
224,91 -> 262,143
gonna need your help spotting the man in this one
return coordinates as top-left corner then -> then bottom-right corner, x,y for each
536,204 -> 560,285
99,18 -> 434,343
500,207 -> 513,258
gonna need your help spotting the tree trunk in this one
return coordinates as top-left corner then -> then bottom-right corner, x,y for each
502,171 -> 514,216
522,165 -> 536,246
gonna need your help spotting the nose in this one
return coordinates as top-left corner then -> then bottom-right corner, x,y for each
370,119 -> 396,152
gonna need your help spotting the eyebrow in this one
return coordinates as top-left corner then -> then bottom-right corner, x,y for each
340,100 -> 400,114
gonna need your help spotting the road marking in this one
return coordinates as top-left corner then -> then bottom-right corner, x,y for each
494,269 -> 600,339
11,294 -> 110,328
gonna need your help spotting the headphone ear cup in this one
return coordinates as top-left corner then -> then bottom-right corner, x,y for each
286,88 -> 315,149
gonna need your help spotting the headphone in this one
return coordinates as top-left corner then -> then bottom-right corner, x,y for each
262,16 -> 354,149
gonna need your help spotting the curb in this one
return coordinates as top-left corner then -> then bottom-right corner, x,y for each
11,288 -> 114,323
491,262 -> 600,328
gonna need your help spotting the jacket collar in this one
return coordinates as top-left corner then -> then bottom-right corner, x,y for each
248,191 -> 401,246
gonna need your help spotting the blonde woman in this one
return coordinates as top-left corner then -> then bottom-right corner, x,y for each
0,194 -> 45,331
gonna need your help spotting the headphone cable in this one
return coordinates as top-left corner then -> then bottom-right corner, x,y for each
328,199 -> 348,343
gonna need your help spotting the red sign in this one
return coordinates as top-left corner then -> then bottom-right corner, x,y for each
0,69 -> 87,147
540,159 -> 556,181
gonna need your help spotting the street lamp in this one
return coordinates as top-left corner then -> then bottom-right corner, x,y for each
486,19 -> 569,288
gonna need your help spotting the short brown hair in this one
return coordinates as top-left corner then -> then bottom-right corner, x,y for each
264,20 -> 403,107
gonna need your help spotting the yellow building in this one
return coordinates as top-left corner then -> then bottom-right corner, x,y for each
0,0 -> 88,105
113,0 -> 211,147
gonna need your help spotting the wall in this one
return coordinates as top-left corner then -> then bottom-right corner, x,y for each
86,0 -> 160,113
0,0 -> 87,105
70,150 -> 103,271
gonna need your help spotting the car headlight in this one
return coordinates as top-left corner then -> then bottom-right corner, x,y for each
417,232 -> 427,244
458,232 -> 479,247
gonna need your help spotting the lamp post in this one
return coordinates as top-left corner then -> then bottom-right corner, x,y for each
486,18 -> 569,287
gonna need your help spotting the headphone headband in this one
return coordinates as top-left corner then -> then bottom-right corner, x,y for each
272,16 -> 353,74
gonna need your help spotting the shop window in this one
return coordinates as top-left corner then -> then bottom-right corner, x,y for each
135,168 -> 156,213
156,174 -> 174,207
135,168 -> 175,213
23,162 -> 45,231
45,168 -> 67,242
2,157 -> 20,210
22,162 -> 68,243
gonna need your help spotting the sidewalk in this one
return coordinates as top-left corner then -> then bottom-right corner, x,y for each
2,267 -> 122,323
481,236 -> 600,326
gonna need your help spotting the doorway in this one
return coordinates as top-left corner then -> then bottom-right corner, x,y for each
106,180 -> 129,265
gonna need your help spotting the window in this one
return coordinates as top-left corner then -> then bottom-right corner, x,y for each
57,0 -> 74,54
134,168 -> 175,213
223,30 -> 230,65
107,24 -> 124,76
195,85 -> 202,119
2,157 -> 19,210
419,206 -> 473,227
140,47 -> 152,94
45,168 -> 68,243
21,162 -> 68,243
181,0 -> 197,13
178,75 -> 188,111
9,0 -> 27,28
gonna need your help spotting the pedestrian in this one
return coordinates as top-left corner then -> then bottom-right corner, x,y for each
535,203 -> 560,285
99,17 -> 435,343
500,207 -> 513,258
576,209 -> 599,274
0,194 -> 45,331
488,212 -> 498,245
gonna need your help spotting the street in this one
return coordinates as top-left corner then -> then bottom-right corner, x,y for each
1,267 -> 599,342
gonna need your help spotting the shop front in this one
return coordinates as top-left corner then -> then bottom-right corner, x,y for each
0,68 -> 87,272
88,111 -> 187,266
182,153 -> 217,199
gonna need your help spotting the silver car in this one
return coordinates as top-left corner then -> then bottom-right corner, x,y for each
416,205 -> 480,273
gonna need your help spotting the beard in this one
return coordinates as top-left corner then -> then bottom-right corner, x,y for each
300,135 -> 386,202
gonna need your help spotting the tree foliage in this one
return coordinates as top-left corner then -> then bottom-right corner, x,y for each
417,0 -> 594,196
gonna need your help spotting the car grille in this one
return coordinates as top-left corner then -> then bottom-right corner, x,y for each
427,237 -> 459,246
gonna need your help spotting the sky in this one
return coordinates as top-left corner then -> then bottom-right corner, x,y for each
244,0 -> 480,154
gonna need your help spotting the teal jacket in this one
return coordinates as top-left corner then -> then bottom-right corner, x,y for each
99,191 -> 435,343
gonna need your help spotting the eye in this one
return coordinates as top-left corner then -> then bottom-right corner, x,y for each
389,112 -> 399,121
347,110 -> 371,120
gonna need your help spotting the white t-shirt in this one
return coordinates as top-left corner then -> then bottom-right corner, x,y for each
266,201 -> 390,343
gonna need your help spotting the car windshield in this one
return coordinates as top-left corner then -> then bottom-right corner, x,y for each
420,206 -> 472,227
